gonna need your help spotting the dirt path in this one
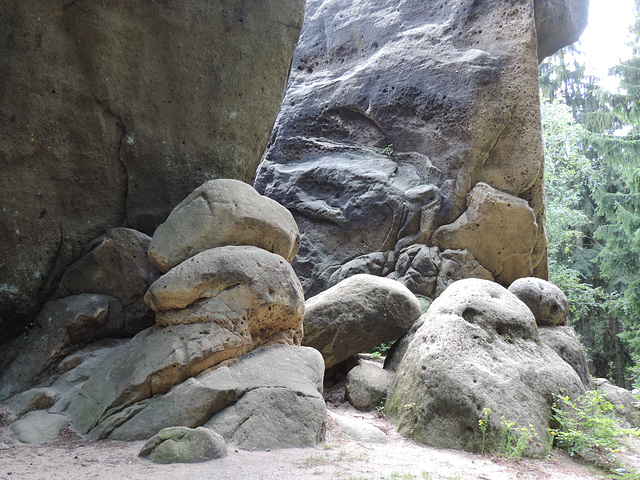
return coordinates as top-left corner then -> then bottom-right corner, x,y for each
0,403 -> 620,480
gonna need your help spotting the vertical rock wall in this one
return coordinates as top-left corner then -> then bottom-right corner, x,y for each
0,0 -> 305,338
255,0 -> 588,297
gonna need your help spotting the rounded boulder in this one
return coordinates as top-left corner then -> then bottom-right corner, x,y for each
148,179 -> 300,272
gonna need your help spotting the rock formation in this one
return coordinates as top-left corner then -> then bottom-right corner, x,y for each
0,0 -> 305,340
139,427 -> 228,464
386,279 -> 584,456
303,274 -> 422,368
1,180 -> 327,451
509,277 -> 591,387
254,0 -> 589,298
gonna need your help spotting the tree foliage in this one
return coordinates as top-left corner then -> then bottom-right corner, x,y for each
539,6 -> 640,386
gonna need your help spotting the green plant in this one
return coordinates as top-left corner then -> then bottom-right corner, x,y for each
478,408 -> 490,454
551,390 -> 640,475
365,341 -> 395,356
388,472 -> 416,480
478,411 -> 537,459
552,390 -> 622,457
382,144 -> 396,160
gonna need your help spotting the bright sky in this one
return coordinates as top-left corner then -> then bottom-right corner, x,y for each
578,0 -> 635,89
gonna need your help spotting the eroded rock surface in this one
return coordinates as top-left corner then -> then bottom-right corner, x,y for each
145,246 -> 304,345
509,277 -> 569,326
254,0 -> 587,294
55,228 -> 160,332
386,279 -> 584,456
303,274 -> 421,368
148,180 -> 300,272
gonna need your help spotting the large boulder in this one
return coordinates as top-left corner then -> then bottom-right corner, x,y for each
431,183 -> 538,285
55,228 -> 160,332
144,246 -> 304,346
65,320 -> 268,436
148,180 -> 300,272
139,427 -> 228,464
253,0 -> 578,295
346,362 -> 393,411
386,279 -> 584,457
0,0 -> 305,340
509,277 -> 569,326
101,345 -> 326,444
303,274 -> 422,368
10,411 -> 70,444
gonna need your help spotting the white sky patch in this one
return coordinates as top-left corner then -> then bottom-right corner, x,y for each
577,0 -> 635,90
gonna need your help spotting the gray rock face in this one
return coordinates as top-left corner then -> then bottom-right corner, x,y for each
255,155 -> 441,296
139,427 -> 228,464
329,246 -> 493,300
65,322 -> 262,436
386,279 -> 584,456
303,274 -> 422,368
509,277 -> 569,326
539,326 -> 591,388
55,228 -> 160,333
103,345 -> 325,443
346,363 -> 392,411
205,386 -> 326,451
148,180 -> 300,272
0,294 -> 124,400
253,0 -> 586,294
0,0 -> 305,339
535,0 -> 590,61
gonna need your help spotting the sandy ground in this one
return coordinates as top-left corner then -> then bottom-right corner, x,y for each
1,396 -> 632,480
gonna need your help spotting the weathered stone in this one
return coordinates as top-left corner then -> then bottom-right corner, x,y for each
148,180 -> 300,272
386,279 -> 584,456
535,0 -> 590,61
139,427 -> 227,464
346,363 -> 393,411
65,322 -> 259,436
539,326 -> 591,388
383,315 -> 427,373
329,246 -> 494,303
593,378 -> 640,428
0,294 -> 123,400
5,388 -> 57,417
431,183 -> 538,285
509,277 -> 569,326
255,155 -> 441,296
144,246 -> 304,347
104,345 -> 325,442
0,0 -> 305,340
328,411 -> 387,444
255,0 -> 560,296
204,387 -> 326,451
56,228 -> 160,333
303,274 -> 422,369
10,412 -> 70,444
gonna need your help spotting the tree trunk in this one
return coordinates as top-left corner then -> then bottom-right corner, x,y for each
609,316 -> 627,388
